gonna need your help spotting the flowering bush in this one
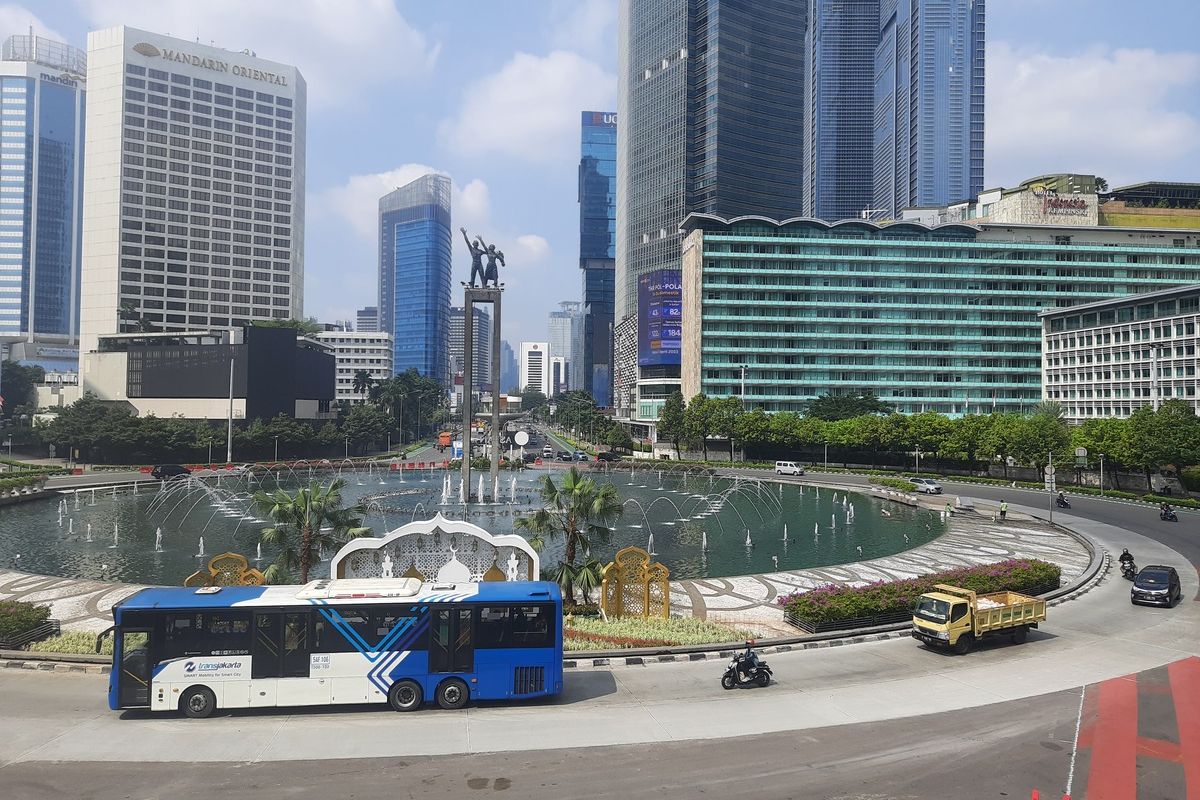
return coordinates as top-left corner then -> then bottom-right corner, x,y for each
778,559 -> 1061,626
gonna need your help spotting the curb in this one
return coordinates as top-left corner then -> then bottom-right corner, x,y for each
1,658 -> 110,675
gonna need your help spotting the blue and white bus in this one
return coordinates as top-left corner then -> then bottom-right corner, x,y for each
99,578 -> 563,718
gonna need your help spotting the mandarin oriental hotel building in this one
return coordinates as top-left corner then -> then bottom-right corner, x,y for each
679,215 -> 1200,416
79,27 -> 305,362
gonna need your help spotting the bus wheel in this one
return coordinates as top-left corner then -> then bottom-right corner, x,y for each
181,686 -> 216,719
388,680 -> 423,712
436,678 -> 469,710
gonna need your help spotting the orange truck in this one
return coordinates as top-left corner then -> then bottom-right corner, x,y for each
437,431 -> 452,449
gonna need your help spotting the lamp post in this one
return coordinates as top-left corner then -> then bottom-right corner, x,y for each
823,440 -> 828,472
225,355 -> 235,464
344,437 -> 349,459
915,445 -> 922,476
1099,452 -> 1105,497
739,364 -> 748,408
273,436 -> 279,463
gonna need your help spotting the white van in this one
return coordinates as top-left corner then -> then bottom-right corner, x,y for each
542,445 -> 554,458
775,461 -> 804,476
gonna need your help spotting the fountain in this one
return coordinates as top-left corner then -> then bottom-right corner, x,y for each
68,518 -> 75,536
647,532 -> 655,555
197,537 -> 206,558
509,476 -> 517,504
89,488 -> 96,506
440,474 -> 450,505
86,522 -> 92,540
847,505 -> 856,522
701,530 -> 708,551
133,482 -> 139,495
813,522 -> 819,538
782,523 -> 788,541
744,529 -> 753,548
155,527 -> 163,553
771,555 -> 778,570
831,513 -> 836,529
492,475 -> 500,505
109,523 -> 119,549
255,542 -> 263,562
73,490 -> 80,510
477,474 -> 485,504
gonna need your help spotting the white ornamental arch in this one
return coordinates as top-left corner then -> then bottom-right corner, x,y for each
329,513 -> 540,583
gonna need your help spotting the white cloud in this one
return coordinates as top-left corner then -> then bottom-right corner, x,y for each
76,0 -> 437,110
548,0 -> 617,61
0,4 -> 66,43
514,234 -> 550,263
987,43 -> 1200,186
439,50 -> 616,163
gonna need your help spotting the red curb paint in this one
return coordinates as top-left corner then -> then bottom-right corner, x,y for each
1085,675 -> 1138,800
1168,657 -> 1200,800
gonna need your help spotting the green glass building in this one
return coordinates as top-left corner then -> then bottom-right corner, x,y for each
680,214 -> 1200,416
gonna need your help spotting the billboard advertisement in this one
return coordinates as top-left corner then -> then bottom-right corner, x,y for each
637,270 -> 682,367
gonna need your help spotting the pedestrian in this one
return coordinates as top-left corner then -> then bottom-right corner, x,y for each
944,502 -> 953,516
999,500 -> 1008,521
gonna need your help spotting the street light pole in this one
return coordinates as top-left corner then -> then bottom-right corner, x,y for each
344,437 -> 349,459
823,441 -> 828,472
1099,453 -> 1105,497
739,364 -> 747,408
274,436 -> 279,463
225,355 -> 235,465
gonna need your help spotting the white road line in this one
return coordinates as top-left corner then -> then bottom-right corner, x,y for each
1064,683 -> 1086,799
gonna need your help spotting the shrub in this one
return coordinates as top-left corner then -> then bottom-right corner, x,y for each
27,630 -> 111,655
0,600 -> 51,640
1181,466 -> 1200,493
870,476 -> 916,493
563,615 -> 754,650
777,559 -> 1062,626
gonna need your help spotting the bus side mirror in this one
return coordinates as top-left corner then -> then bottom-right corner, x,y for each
95,625 -> 115,654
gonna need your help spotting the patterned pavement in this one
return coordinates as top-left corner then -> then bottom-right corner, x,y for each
671,493 -> 1093,633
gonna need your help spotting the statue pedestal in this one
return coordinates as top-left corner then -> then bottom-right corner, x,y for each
461,286 -> 503,503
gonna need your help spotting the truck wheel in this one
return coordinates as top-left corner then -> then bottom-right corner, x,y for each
953,634 -> 974,655
1012,626 -> 1028,644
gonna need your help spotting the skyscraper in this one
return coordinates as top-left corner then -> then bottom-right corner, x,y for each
499,339 -> 518,394
79,27 -> 306,357
617,0 -> 807,424
519,341 -> 550,397
873,0 -> 986,216
449,304 -> 491,388
0,34 -> 86,347
547,301 -> 581,393
579,111 -> 616,407
803,0 -> 881,222
377,173 -> 451,385
355,305 -> 378,332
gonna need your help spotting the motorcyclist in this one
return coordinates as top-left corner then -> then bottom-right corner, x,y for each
1057,491 -> 1067,507
738,641 -> 759,680
1160,502 -> 1174,519
1119,548 -> 1136,568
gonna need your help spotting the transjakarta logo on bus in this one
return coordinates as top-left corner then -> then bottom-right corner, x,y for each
183,660 -> 244,673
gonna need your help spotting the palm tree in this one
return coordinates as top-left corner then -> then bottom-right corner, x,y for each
352,369 -> 374,396
251,479 -> 372,584
515,467 -> 622,605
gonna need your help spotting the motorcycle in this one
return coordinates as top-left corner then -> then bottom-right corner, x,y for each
721,645 -> 773,689
1120,560 -> 1138,581
1160,510 -> 1178,522
1056,496 -> 1071,509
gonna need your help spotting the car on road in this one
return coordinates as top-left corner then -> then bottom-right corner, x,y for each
1131,565 -> 1182,607
572,451 -> 588,461
542,446 -> 554,458
557,451 -> 572,461
910,477 -> 943,494
522,452 -> 538,464
596,451 -> 621,462
150,464 -> 190,480
774,461 -> 805,476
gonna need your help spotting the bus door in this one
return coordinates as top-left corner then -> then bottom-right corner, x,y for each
117,628 -> 152,708
252,612 -> 321,706
430,607 -> 474,674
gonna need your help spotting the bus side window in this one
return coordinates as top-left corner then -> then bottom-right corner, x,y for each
510,605 -> 550,647
164,612 -> 205,659
205,612 -> 251,656
476,606 -> 510,647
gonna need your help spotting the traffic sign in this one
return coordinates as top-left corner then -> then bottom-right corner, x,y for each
1044,465 -> 1055,476
1044,477 -> 1056,492
514,431 -> 529,446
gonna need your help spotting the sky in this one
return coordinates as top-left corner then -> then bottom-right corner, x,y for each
13,0 -> 1200,348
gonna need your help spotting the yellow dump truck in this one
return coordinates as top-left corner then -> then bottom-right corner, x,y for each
911,584 -> 1046,655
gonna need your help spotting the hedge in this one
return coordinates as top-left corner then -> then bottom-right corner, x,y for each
777,559 -> 1062,627
0,475 -> 47,493
27,630 -> 111,655
869,476 -> 916,493
563,615 -> 754,650
0,600 -> 50,640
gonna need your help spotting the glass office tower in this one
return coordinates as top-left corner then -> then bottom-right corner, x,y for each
873,0 -> 985,216
378,173 -> 451,385
579,111 -> 616,406
0,35 -> 86,342
803,0 -> 880,222
617,0 -> 807,425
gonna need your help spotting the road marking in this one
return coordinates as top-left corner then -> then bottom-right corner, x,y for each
1085,674 -> 1139,800
1064,684 -> 1086,799
1168,657 -> 1200,800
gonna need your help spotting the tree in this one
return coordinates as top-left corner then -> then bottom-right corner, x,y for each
1071,417 -> 1129,488
979,413 -> 1023,477
1,361 -> 44,416
804,391 -> 892,421
735,408 -> 772,451
252,317 -> 323,335
683,394 -> 715,460
906,412 -> 953,468
604,423 -> 633,452
657,391 -> 686,457
515,467 -> 622,605
251,479 -> 372,584
708,396 -> 744,461
1125,400 -> 1200,482
1095,177 -> 1109,193
352,369 -> 374,396
941,414 -> 993,465
342,404 -> 390,454
519,385 -> 548,415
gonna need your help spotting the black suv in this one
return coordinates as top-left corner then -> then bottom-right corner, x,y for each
596,451 -> 622,462
151,464 -> 191,480
1131,565 -> 1182,607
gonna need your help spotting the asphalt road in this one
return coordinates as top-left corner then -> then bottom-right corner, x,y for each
3,660 -> 1196,800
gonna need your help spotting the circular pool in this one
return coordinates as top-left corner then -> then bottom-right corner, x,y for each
2,465 -> 945,584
